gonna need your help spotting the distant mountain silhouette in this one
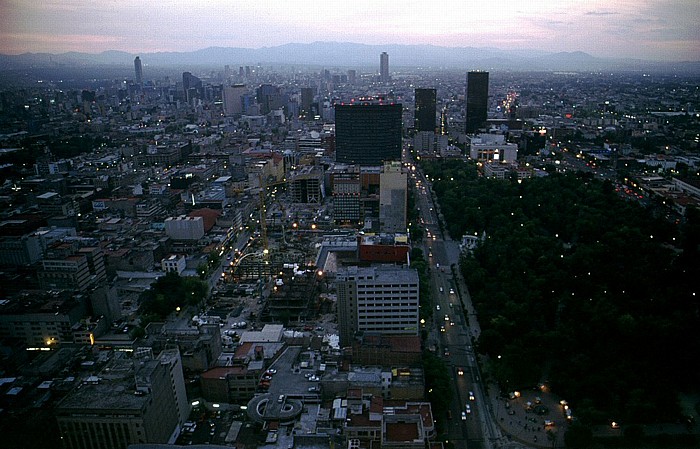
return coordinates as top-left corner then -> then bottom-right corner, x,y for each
1,42 -> 698,73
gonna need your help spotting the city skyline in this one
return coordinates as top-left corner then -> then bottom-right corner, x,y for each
1,0 -> 698,62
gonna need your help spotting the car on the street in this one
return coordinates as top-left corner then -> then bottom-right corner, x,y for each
457,367 -> 464,376
465,404 -> 471,414
461,411 -> 467,420
469,391 -> 475,401
436,304 -> 440,311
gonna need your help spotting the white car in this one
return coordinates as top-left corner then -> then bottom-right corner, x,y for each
465,404 -> 471,414
461,411 -> 467,420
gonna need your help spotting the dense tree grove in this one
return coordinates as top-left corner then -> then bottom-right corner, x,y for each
422,160 -> 700,425
139,272 -> 209,319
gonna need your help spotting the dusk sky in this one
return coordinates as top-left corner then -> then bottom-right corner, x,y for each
1,0 -> 698,61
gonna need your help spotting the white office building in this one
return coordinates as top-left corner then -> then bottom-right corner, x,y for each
336,265 -> 420,347
469,134 -> 518,163
164,216 -> 205,241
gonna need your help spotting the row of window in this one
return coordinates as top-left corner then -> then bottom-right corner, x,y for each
59,419 -> 139,449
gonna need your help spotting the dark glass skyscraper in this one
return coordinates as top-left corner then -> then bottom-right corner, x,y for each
414,88 -> 436,132
134,56 -> 143,85
335,99 -> 402,166
300,87 -> 315,118
380,52 -> 389,83
465,71 -> 489,133
182,72 -> 202,103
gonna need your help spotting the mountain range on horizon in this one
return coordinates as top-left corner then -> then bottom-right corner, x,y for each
1,41 -> 699,74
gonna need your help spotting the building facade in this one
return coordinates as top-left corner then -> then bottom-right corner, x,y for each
335,100 -> 402,166
469,134 -> 518,163
380,52 -> 389,83
164,216 -> 205,241
332,169 -> 362,224
134,56 -> 143,85
465,71 -> 489,134
379,161 -> 408,233
223,84 -> 246,116
55,351 -> 184,449
414,88 -> 436,132
336,265 -> 420,347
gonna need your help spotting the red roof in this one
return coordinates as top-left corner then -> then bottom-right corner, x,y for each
201,366 -> 246,379
384,421 -> 420,442
189,207 -> 221,232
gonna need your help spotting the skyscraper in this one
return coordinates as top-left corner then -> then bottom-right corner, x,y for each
134,56 -> 143,85
465,71 -> 489,133
380,52 -> 389,83
414,88 -> 437,132
223,84 -> 246,116
379,161 -> 408,233
182,71 -> 202,103
335,98 -> 402,166
256,84 -> 283,114
300,87 -> 315,118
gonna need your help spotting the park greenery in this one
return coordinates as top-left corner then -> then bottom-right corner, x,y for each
422,159 -> 699,427
139,272 -> 209,320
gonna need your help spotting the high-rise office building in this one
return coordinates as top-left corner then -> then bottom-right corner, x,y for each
223,84 -> 246,116
134,56 -> 143,85
465,71 -> 489,133
300,87 -> 315,118
332,167 -> 361,224
414,88 -> 436,132
379,161 -> 407,233
256,84 -> 283,114
336,265 -> 420,347
380,52 -> 390,83
335,98 -> 402,166
182,72 -> 202,103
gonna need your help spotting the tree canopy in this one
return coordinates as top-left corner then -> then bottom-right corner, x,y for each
423,159 -> 699,425
139,272 -> 208,319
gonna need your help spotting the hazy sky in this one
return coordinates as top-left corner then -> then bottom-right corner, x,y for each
1,0 -> 698,61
